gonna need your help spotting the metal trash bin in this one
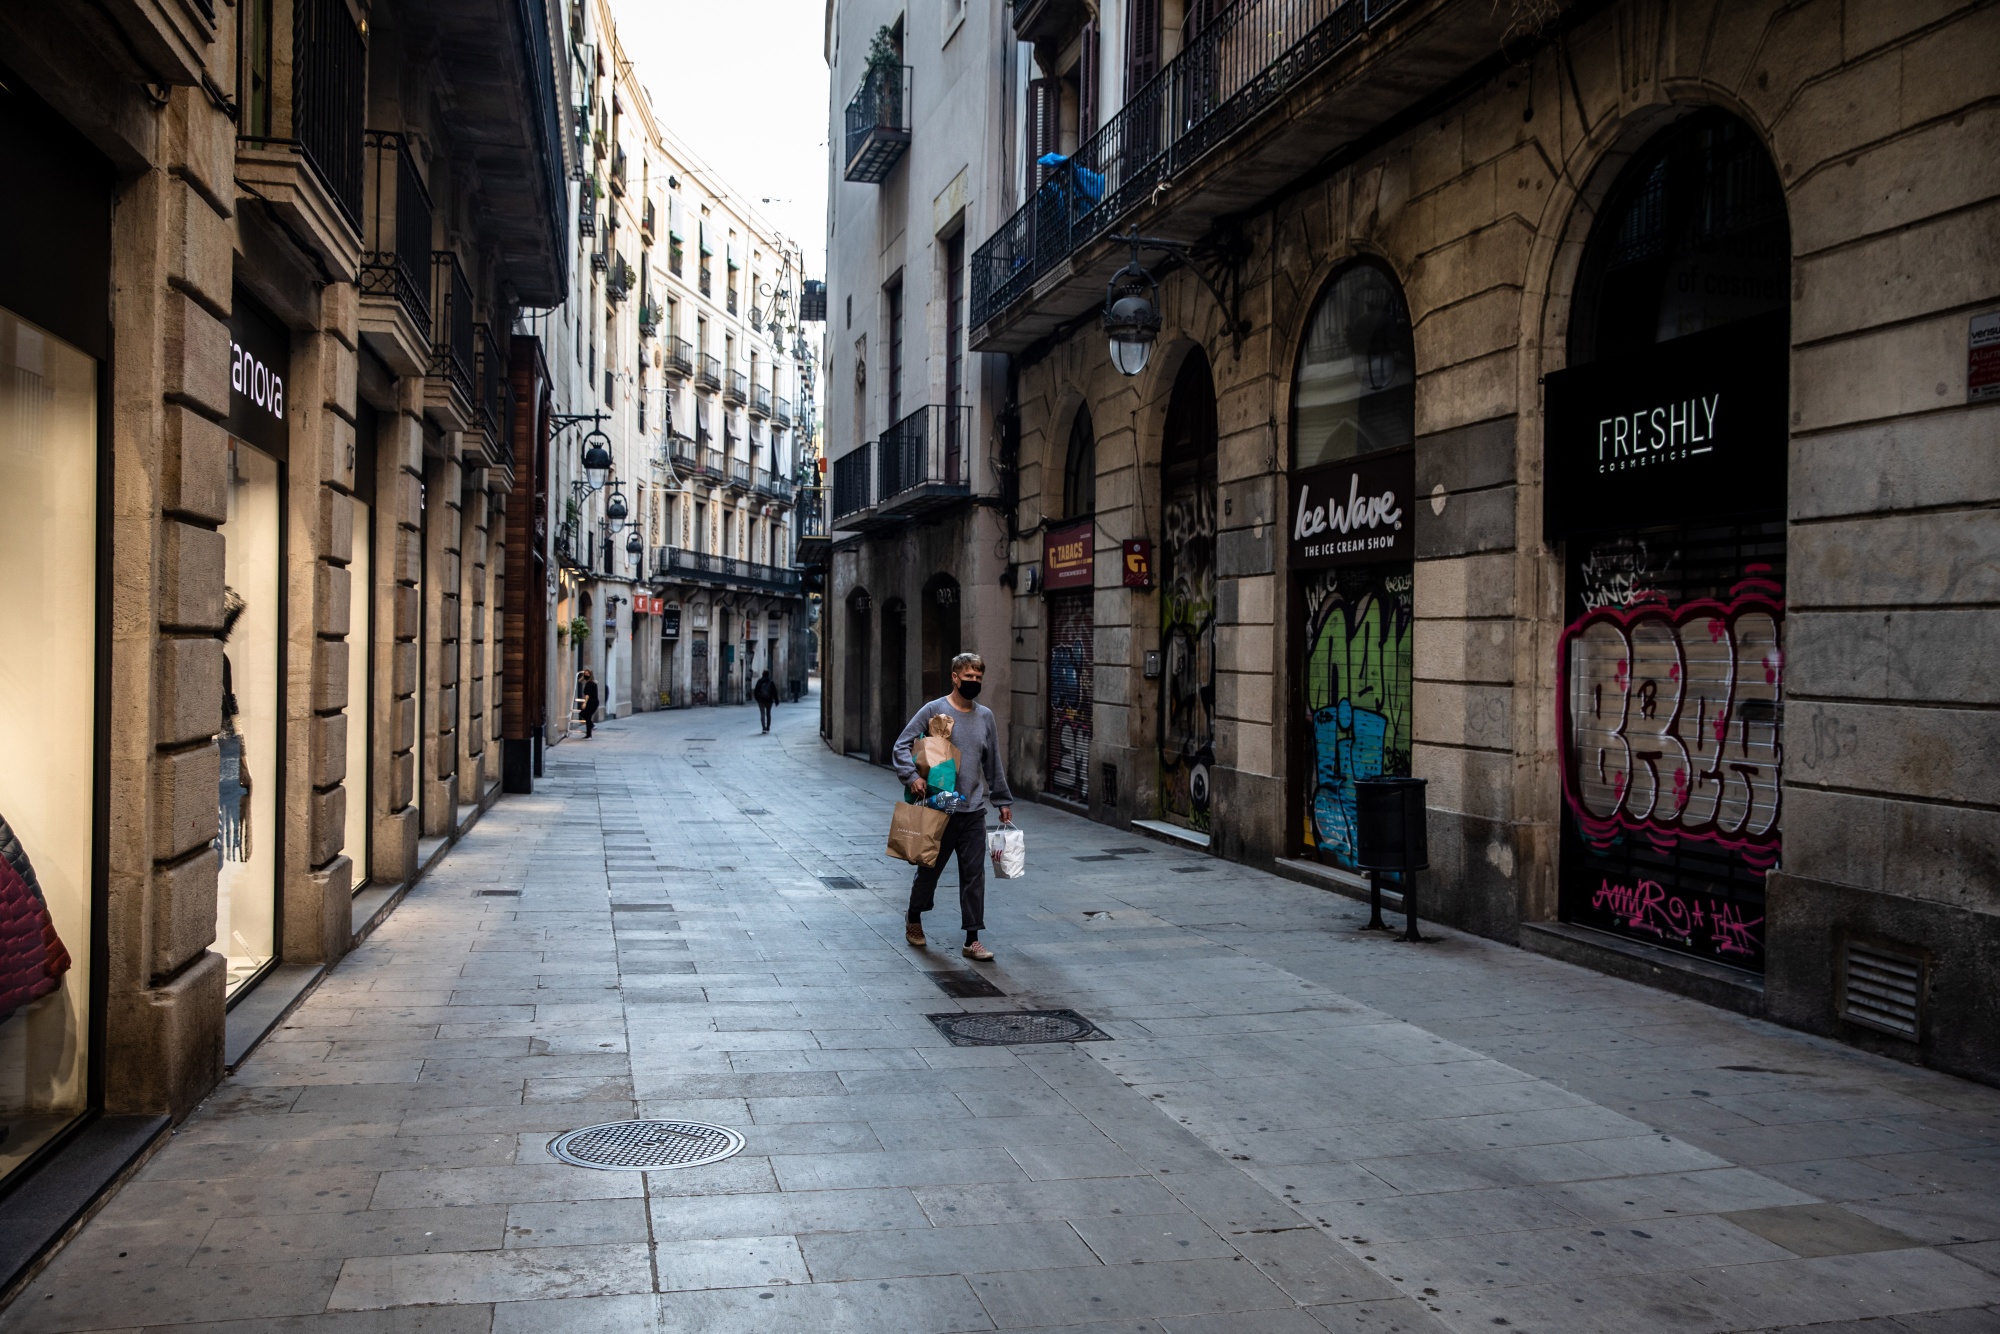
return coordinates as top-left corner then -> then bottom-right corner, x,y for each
1354,776 -> 1429,940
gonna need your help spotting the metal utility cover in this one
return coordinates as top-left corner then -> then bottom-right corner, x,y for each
548,1120 -> 745,1171
927,1009 -> 1109,1047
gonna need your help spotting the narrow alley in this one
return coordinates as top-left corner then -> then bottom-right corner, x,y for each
14,695 -> 1997,1333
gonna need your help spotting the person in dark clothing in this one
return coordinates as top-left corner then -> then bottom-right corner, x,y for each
892,652 -> 1014,962
753,669 -> 778,732
576,669 -> 600,738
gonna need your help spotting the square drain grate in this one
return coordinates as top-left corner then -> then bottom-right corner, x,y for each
476,890 -> 521,897
927,1009 -> 1109,1046
926,970 -> 1006,998
821,876 -> 863,889
611,903 -> 677,912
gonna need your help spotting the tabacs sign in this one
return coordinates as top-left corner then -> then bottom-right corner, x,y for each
1289,448 -> 1413,569
1042,519 -> 1094,592
1544,312 -> 1787,538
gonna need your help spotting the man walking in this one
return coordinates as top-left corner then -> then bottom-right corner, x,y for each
753,669 -> 778,733
575,668 -> 600,739
893,652 -> 1013,962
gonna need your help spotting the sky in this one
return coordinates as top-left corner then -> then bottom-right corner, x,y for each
609,0 -> 832,281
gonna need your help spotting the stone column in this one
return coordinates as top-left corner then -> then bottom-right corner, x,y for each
373,381 -> 424,884
423,450 -> 464,836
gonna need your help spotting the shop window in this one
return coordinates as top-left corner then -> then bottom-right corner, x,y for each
1063,406 -> 1096,518
1548,109 -> 1791,973
0,308 -> 95,1176
1291,261 -> 1414,469
219,440 -> 283,997
1287,265 -> 1417,870
1158,351 -> 1217,834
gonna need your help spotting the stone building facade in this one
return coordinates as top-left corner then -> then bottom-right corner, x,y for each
969,0 -> 2000,1083
820,0 -> 1019,763
0,0 -> 567,1288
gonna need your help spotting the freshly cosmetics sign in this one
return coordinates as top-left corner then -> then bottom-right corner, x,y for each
1544,312 -> 1787,538
1289,448 -> 1413,569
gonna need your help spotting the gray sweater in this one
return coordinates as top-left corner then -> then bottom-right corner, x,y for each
892,697 -> 1016,812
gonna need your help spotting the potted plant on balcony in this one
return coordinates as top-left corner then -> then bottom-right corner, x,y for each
638,298 -> 663,338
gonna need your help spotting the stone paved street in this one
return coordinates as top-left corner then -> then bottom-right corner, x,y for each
11,691 -> 1999,1333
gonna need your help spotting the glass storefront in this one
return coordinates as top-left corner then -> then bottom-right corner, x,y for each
0,307 -> 96,1174
218,439 -> 282,996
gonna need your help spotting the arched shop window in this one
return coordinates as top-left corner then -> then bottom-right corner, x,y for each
1287,263 -> 1416,873
1291,261 -> 1415,469
1548,108 -> 1791,976
1569,108 -> 1788,363
1063,407 -> 1095,518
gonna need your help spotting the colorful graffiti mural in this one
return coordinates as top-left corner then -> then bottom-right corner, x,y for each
1301,564 -> 1413,868
1558,530 -> 1784,971
1158,478 -> 1216,831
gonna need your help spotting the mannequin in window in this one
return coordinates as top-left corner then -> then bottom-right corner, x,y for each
217,587 -> 252,864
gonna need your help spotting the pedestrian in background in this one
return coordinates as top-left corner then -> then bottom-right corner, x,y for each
893,652 -> 1013,961
575,669 -> 600,739
753,669 -> 778,733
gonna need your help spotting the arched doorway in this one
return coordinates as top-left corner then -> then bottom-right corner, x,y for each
920,574 -> 960,704
1288,260 -> 1417,870
843,587 -> 872,755
1546,109 -> 1790,974
1047,406 -> 1096,804
1157,352 -> 1217,834
879,597 -> 908,760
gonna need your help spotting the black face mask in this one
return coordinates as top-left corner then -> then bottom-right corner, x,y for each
955,679 -> 982,700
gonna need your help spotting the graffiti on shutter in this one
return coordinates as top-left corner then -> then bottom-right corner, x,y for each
1047,593 -> 1093,802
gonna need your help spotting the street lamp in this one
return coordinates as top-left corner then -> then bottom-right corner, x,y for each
581,426 -> 613,489
1102,225 -> 1248,376
625,529 -> 642,556
605,487 -> 629,526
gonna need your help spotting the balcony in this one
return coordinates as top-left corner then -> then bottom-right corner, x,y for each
843,63 -> 911,184
724,370 -> 747,407
427,250 -> 477,430
875,404 -> 972,520
609,145 -> 628,197
649,546 -> 803,595
639,299 -> 663,340
831,444 -> 873,527
697,354 -> 721,391
666,432 -> 700,471
471,323 -> 513,470
235,0 -> 366,279
751,384 -> 772,419
357,130 -> 433,375
772,395 -> 793,429
666,337 -> 693,377
726,455 -> 753,493
578,187 -> 596,238
757,468 -> 794,504
606,255 -> 634,305
700,447 -> 726,481
794,485 -> 830,567
971,0 -> 1516,349
641,196 -> 656,241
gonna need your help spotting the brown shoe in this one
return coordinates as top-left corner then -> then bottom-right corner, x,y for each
963,942 -> 994,962
905,923 -> 926,948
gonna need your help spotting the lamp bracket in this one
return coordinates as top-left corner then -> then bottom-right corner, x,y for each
552,412 -> 610,435
1117,225 -> 1252,358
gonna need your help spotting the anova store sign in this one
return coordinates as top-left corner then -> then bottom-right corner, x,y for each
1289,447 -> 1413,569
227,290 -> 291,459
1544,312 -> 1786,538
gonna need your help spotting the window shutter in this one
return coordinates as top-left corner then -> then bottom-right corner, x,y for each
1079,21 -> 1099,139
1027,77 -> 1058,189
1126,0 -> 1160,91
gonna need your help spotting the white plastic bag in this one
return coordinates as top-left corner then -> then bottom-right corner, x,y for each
987,826 -> 1025,879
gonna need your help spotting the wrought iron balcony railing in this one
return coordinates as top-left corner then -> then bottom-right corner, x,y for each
666,338 -> 693,377
240,0 -> 366,225
476,323 -> 512,464
751,384 -> 772,418
728,455 -> 752,488
698,354 -> 721,390
430,250 -> 476,406
757,469 -> 794,503
359,130 -> 433,333
876,404 -> 972,513
831,444 -> 873,521
700,447 -> 726,479
971,0 -> 1410,329
724,370 -> 747,406
649,546 -> 803,594
667,432 -> 700,471
844,63 -> 911,183
772,395 -> 792,429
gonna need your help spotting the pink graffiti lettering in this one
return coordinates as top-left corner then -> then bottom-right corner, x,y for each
1589,878 -> 1763,958
1559,581 -> 1783,866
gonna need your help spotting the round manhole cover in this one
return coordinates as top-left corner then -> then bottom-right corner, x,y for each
548,1120 -> 745,1171
927,1009 -> 1110,1047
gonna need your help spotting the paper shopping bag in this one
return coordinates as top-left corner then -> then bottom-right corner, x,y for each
987,827 -> 1025,879
887,798 -> 949,867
